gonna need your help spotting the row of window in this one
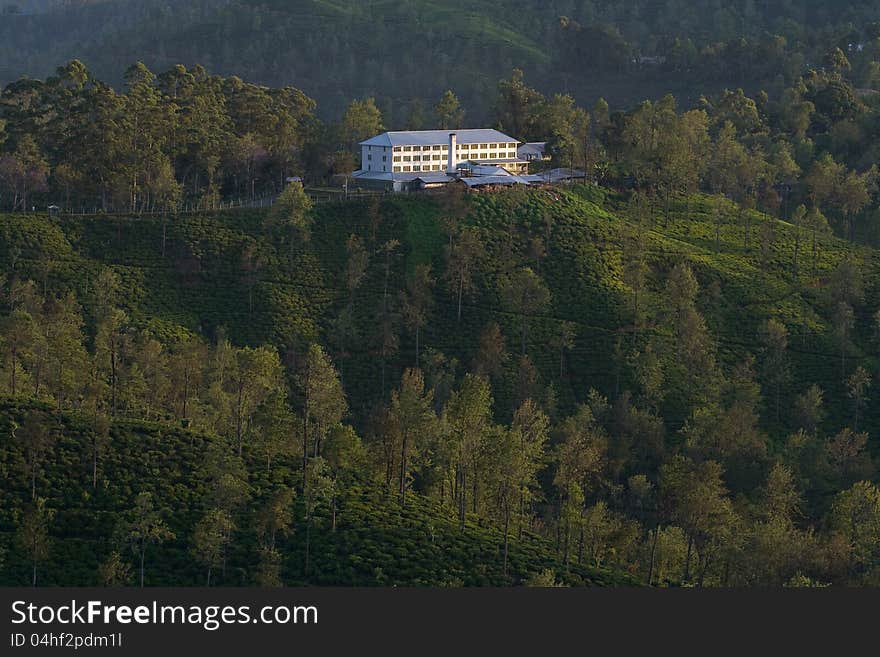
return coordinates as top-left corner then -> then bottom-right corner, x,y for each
390,142 -> 517,152
393,165 -> 447,172
391,151 -> 516,162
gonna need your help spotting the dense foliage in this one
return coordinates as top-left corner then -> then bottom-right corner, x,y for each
2,178 -> 880,586
3,0 -> 880,119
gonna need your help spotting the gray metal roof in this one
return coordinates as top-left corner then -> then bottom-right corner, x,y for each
415,173 -> 455,183
361,129 -> 518,148
461,175 -> 530,187
522,168 -> 586,183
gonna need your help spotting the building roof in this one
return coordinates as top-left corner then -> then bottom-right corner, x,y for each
361,128 -> 519,148
461,175 -> 530,187
414,172 -> 455,184
519,142 -> 547,152
462,164 -> 511,177
521,168 -> 586,184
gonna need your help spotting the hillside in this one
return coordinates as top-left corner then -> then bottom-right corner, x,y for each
2,185 -> 880,586
0,187 -> 873,432
0,399 -> 629,586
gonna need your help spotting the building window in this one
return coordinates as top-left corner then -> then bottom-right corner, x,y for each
404,146 -> 412,152
393,156 -> 401,162
480,143 -> 488,149
393,147 -> 402,152
413,165 -> 421,171
441,145 -> 448,151
403,156 -> 411,162
393,166 -> 401,172
383,156 -> 387,161
413,155 -> 421,162
433,145 -> 441,151
403,166 -> 411,171
433,154 -> 441,161
367,154 -> 372,161
480,153 -> 488,159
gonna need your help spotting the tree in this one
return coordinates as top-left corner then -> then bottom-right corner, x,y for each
127,492 -> 174,587
823,47 -> 852,77
17,497 -> 53,586
826,428 -> 874,486
473,323 -> 508,380
495,69 -> 544,140
225,345 -> 284,456
759,319 -> 790,422
1,308 -> 37,396
511,399 -> 549,539
399,265 -> 435,366
340,97 -> 384,154
833,301 -> 855,376
14,413 -> 56,500
343,234 -> 369,302
191,508 -> 235,586
251,392 -> 295,473
554,405 -> 607,564
828,481 -> 880,580
444,374 -> 493,528
168,336 -> 208,422
837,170 -> 869,240
793,385 -> 824,435
444,227 -> 483,323
389,368 -> 436,505
95,308 -> 130,417
790,204 -> 806,276
43,292 -> 88,408
762,463 -> 802,522
89,413 -> 111,489
660,456 -> 735,585
302,457 -> 334,581
269,181 -> 313,253
501,267 -> 551,356
0,134 -> 48,211
297,344 -> 347,491
434,90 -> 465,129
486,424 -> 521,576
549,320 -> 576,379
98,551 -> 132,586
846,366 -> 871,432
257,486 -> 296,552
805,207 -> 830,274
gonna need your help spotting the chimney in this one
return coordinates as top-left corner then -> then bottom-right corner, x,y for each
447,132 -> 457,173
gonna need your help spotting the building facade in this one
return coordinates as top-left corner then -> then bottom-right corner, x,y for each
359,129 -> 527,176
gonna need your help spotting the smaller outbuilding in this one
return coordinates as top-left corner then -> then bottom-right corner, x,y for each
517,142 -> 550,162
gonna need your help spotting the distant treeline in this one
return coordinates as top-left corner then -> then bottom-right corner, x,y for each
3,0 -> 880,118
2,55 -> 880,247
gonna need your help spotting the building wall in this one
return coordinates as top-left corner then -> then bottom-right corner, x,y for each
391,139 -> 519,173
362,144 -> 392,173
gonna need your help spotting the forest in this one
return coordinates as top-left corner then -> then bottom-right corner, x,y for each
3,2 -> 880,588
1,141 -> 880,587
4,0 -> 880,119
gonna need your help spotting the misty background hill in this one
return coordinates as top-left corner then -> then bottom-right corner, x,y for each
2,0 -> 880,123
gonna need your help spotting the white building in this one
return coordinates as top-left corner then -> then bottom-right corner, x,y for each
354,128 -> 529,190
